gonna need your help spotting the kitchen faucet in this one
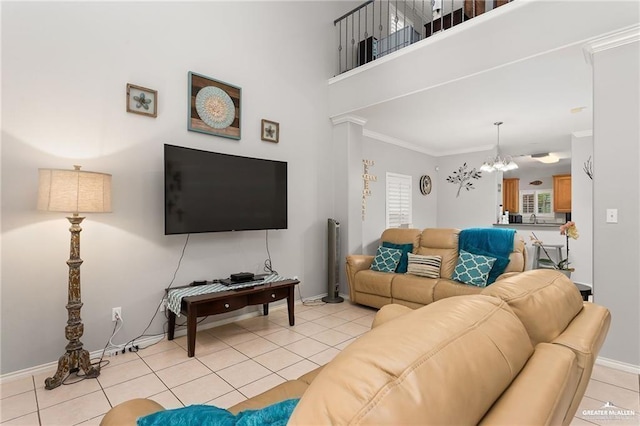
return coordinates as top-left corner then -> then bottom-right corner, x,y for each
530,214 -> 537,224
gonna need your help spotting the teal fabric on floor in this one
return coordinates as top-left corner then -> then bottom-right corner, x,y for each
137,399 -> 300,426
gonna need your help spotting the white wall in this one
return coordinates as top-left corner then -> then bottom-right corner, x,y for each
591,39 -> 640,367
570,133 -> 593,286
436,149 -> 499,228
361,137 -> 437,254
0,1 -> 348,374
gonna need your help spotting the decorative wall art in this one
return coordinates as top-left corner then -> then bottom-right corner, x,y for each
419,175 -> 432,195
126,83 -> 157,117
583,156 -> 593,180
261,119 -> 279,143
188,72 -> 241,139
446,163 -> 482,197
362,159 -> 377,220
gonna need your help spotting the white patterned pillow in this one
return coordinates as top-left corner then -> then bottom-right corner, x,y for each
406,253 -> 442,279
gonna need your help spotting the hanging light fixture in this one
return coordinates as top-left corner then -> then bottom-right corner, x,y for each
480,121 -> 518,172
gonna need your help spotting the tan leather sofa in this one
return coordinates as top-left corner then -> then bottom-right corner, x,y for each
101,270 -> 609,426
346,227 -> 527,309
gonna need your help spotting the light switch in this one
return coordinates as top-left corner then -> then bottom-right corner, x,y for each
606,209 -> 618,223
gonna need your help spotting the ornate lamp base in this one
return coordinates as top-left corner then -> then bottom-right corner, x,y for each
45,215 -> 100,390
45,347 -> 100,390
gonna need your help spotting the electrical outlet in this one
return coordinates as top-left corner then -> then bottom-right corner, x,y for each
112,307 -> 122,322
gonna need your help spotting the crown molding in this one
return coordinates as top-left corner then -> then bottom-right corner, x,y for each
362,129 -> 437,156
330,114 -> 367,126
583,24 -> 640,65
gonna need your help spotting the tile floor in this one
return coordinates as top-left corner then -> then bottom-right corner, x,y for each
1,301 -> 639,425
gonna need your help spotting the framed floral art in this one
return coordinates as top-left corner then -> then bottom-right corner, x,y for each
188,72 -> 241,140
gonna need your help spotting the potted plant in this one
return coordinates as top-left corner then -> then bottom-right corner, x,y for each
530,221 -> 579,277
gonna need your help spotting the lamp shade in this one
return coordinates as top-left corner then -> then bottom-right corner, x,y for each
38,166 -> 112,213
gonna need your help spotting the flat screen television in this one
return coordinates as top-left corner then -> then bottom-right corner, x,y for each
164,144 -> 287,234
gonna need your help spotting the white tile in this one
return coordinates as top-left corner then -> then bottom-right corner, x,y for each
216,360 -> 272,389
36,376 -> 101,409
277,360 -> 320,381
335,337 -> 356,350
173,332 -> 230,356
99,350 -> 141,369
263,329 -> 306,346
232,337 -> 280,358
332,308 -> 371,321
0,412 -> 40,425
141,347 -> 190,371
171,373 -> 234,406
39,390 -> 110,426
284,338 -> 331,358
289,321 -> 328,337
138,339 -> 183,357
76,414 -> 106,425
207,390 -> 247,409
0,376 -> 34,399
253,348 -> 304,372
155,358 -> 213,388
0,391 -> 37,423
591,364 -> 640,392
332,321 -> 370,337
308,348 -> 341,366
97,358 -> 153,388
198,348 -> 249,372
312,315 -> 349,328
269,315 -> 307,328
149,390 -> 185,410
296,309 -> 328,321
310,329 -> 353,346
237,374 -> 286,399
584,379 -> 640,411
103,373 -> 168,407
352,314 -> 375,328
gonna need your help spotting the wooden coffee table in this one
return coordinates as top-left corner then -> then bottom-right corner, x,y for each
167,279 -> 299,357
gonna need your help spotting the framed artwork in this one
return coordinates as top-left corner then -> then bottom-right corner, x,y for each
126,84 -> 157,117
261,119 -> 279,143
188,71 -> 241,140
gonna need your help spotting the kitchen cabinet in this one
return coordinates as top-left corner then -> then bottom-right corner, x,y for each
503,178 -> 519,213
553,174 -> 572,212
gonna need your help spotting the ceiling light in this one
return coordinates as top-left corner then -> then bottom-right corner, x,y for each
531,153 -> 560,164
480,122 -> 518,173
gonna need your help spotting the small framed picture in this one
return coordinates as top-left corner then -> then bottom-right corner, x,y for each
261,119 -> 279,143
126,83 -> 157,117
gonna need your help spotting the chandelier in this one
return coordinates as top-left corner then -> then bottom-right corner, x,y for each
480,121 -> 518,172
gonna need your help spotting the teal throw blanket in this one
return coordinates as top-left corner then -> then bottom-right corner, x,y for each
459,228 -> 516,259
137,398 -> 300,426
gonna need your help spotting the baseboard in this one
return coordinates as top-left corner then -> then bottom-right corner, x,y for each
596,356 -> 640,374
1,292 -> 341,383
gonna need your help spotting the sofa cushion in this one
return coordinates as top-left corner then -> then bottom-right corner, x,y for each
370,246 -> 402,272
390,274 -> 437,305
417,228 -> 460,279
288,296 -> 533,425
481,269 -> 584,345
382,241 -> 414,273
406,253 -> 441,278
452,250 -> 496,287
354,270 -> 394,297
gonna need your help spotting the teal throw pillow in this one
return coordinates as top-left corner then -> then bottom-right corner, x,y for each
452,250 -> 497,287
138,398 -> 300,426
382,241 -> 414,273
370,246 -> 403,273
463,246 -> 511,285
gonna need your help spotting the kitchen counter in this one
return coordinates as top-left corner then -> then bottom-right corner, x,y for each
493,223 -> 561,229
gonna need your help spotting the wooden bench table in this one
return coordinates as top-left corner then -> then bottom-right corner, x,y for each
167,279 -> 299,357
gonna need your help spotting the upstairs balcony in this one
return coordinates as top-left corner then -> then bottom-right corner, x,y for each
334,0 -> 512,75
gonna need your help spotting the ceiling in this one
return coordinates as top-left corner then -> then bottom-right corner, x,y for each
342,1 -> 638,171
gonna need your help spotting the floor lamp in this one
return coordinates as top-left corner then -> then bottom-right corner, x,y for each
37,165 -> 112,390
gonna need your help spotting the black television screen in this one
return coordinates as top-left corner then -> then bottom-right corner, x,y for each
164,144 -> 287,234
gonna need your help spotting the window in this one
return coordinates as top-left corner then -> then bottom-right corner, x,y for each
520,189 -> 553,217
389,4 -> 414,33
386,173 -> 412,228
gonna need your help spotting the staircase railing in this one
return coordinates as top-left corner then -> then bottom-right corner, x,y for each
334,0 -> 513,75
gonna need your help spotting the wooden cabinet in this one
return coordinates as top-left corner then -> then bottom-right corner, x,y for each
553,174 -> 572,212
503,178 -> 519,213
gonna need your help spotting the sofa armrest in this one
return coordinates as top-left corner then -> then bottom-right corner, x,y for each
345,255 -> 374,301
371,304 -> 413,328
495,271 -> 521,281
100,398 -> 165,426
